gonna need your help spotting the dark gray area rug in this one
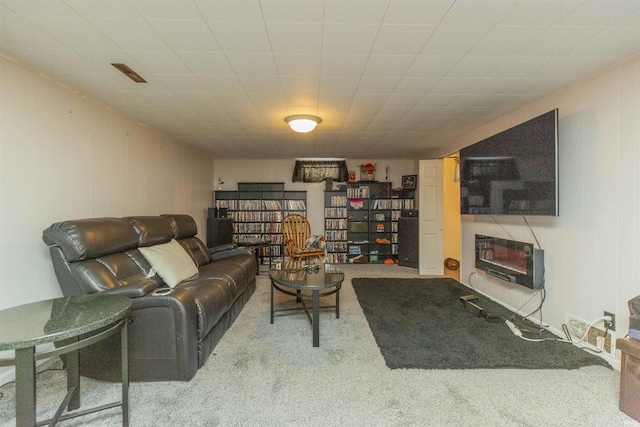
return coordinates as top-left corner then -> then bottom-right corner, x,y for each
352,277 -> 611,370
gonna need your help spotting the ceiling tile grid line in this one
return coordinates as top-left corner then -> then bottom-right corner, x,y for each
1,0 -> 640,158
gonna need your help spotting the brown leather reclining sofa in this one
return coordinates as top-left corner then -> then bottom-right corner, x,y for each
42,214 -> 256,382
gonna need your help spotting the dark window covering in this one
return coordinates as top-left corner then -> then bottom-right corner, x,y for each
292,160 -> 349,183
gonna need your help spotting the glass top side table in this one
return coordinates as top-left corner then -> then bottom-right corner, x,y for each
0,294 -> 131,427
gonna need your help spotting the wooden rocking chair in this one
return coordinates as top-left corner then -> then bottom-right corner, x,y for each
281,213 -> 325,263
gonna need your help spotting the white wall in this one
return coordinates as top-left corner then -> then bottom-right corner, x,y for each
439,57 -> 640,360
0,55 -> 215,311
213,158 -> 417,234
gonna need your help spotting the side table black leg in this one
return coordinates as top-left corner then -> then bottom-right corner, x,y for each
66,339 -> 80,411
15,346 -> 36,427
312,290 -> 320,347
122,318 -> 129,427
270,281 -> 274,324
336,288 -> 340,319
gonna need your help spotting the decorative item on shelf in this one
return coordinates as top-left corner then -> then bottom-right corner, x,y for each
375,213 -> 385,221
348,170 -> 356,182
402,174 -> 417,190
360,163 -> 376,181
217,177 -> 224,190
376,223 -> 385,232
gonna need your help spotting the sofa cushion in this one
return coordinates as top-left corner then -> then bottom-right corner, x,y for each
161,214 -> 198,239
42,217 -> 139,262
126,216 -> 174,247
139,240 -> 198,287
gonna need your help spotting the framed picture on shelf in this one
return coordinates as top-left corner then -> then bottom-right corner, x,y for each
402,175 -> 417,190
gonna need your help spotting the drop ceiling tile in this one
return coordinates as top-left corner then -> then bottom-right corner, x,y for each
177,52 -> 234,75
172,91 -> 218,108
384,94 -> 424,108
393,78 -> 440,94
320,54 -> 369,77
417,94 -> 458,107
469,26 -> 548,56
266,22 -> 323,54
362,55 -> 415,78
197,74 -> 244,92
261,0 -> 324,23
129,0 -> 203,19
487,56 -> 553,78
558,0 -> 639,27
280,76 -> 320,94
446,56 -> 508,78
282,92 -> 319,108
126,51 -> 191,74
147,19 -> 221,52
22,16 -> 120,50
274,54 -> 321,77
405,55 -> 462,78
383,1 -> 454,25
322,23 -> 380,54
64,0 -> 142,19
569,26 -> 640,57
0,0 -> 77,16
0,14 -> 67,48
319,77 -> 360,95
324,0 -> 388,24
140,91 -> 185,105
530,55 -> 601,79
441,0 -> 517,27
355,77 -> 401,94
49,72 -> 125,91
212,92 -> 253,107
421,25 -> 494,55
371,24 -> 438,55
238,75 -> 282,93
30,48 -> 105,73
499,0 -> 581,25
195,0 -> 263,21
154,74 -> 206,91
226,53 -> 278,75
247,93 -> 286,109
0,47 -> 62,75
89,90 -> 150,105
517,26 -> 603,56
86,18 -> 171,51
347,96 -> 384,110
208,20 -> 271,53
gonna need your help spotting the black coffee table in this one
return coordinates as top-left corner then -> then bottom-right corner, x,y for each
237,238 -> 271,274
269,262 -> 344,347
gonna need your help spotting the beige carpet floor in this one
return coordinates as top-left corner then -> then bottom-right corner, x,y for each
0,264 -> 636,426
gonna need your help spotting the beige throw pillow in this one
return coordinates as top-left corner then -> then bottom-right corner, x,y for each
139,240 -> 198,287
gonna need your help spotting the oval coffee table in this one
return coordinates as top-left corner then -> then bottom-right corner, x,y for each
269,262 -> 344,347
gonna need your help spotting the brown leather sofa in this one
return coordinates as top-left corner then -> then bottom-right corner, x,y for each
42,214 -> 256,382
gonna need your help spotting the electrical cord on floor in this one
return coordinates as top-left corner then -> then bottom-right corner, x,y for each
0,366 -> 65,399
467,271 -> 477,291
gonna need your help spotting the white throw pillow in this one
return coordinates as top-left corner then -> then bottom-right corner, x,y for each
139,240 -> 198,288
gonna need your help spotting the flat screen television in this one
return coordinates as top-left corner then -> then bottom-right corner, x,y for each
459,109 -> 558,216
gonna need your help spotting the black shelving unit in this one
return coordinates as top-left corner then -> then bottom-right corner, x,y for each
324,189 -> 348,263
213,182 -> 307,265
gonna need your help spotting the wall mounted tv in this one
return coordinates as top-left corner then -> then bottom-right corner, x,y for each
460,109 -> 558,216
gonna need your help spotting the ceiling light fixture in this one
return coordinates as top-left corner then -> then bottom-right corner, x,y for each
285,115 -> 321,133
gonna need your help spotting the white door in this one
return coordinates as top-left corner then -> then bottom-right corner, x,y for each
419,160 -> 444,275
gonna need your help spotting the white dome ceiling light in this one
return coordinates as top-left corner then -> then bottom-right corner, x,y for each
285,115 -> 321,133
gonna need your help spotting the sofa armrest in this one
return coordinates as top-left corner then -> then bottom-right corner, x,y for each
209,243 -> 237,254
209,246 -> 252,261
101,281 -> 159,298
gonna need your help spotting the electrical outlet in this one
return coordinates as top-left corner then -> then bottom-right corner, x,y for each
604,311 -> 616,331
565,312 -> 614,353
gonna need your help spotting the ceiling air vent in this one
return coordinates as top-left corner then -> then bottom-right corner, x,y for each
111,63 -> 147,83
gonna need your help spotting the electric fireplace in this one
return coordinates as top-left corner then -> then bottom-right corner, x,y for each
475,235 -> 545,289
